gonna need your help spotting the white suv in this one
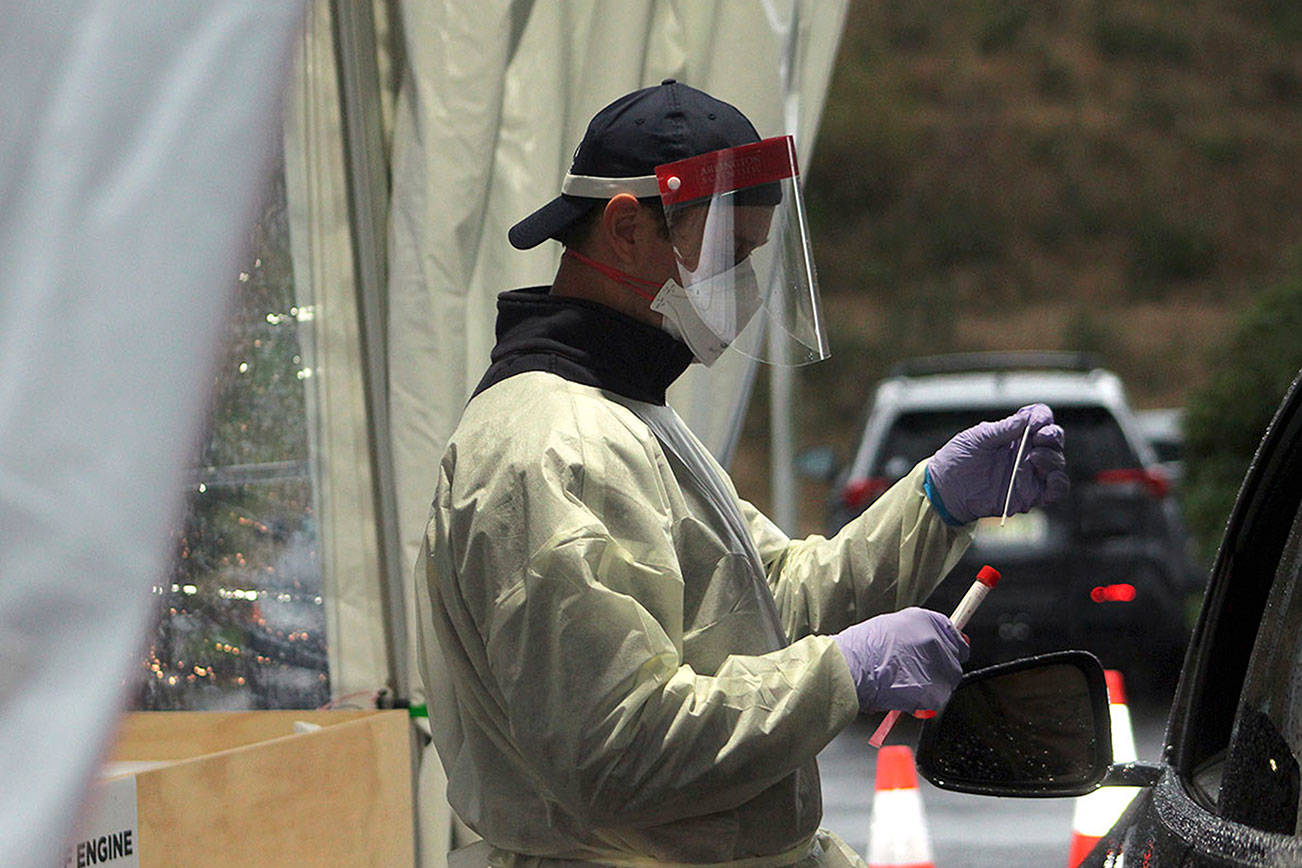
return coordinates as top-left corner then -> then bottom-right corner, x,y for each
832,352 -> 1200,688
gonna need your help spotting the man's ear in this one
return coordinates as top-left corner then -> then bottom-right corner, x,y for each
601,194 -> 642,266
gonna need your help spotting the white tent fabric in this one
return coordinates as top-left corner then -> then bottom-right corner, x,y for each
283,0 -> 392,706
389,0 -> 850,680
388,0 -> 845,537
385,0 -> 847,859
0,3 -> 305,866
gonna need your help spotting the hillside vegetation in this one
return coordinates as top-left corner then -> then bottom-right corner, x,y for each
736,0 -> 1302,536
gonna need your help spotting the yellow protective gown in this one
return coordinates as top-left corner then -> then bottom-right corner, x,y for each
415,370 -> 972,866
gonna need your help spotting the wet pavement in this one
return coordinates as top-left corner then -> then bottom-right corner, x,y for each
817,695 -> 1169,866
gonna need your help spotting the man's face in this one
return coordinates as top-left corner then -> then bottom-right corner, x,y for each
665,204 -> 775,280
642,202 -> 775,343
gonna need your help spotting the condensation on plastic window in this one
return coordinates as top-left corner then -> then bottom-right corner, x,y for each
131,167 -> 329,712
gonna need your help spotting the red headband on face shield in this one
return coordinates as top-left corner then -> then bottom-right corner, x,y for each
656,136 -> 796,206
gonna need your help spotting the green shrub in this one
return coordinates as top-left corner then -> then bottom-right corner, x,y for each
1061,307 -> 1117,357
1183,265 -> 1302,562
1093,15 -> 1192,64
1262,0 -> 1302,43
979,3 -> 1031,53
1037,59 -> 1077,101
1129,93 -> 1179,131
1193,134 -> 1245,167
1127,214 -> 1217,294
1264,64 -> 1301,103
923,195 -> 1006,266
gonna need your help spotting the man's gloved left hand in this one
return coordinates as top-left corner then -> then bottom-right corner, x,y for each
926,403 -> 1069,526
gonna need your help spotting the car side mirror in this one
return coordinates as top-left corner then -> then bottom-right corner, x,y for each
916,651 -> 1113,797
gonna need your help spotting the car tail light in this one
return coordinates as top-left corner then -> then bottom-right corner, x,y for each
842,477 -> 889,513
1090,583 -> 1138,603
1093,467 -> 1170,499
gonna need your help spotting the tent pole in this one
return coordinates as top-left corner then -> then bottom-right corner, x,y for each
331,0 -> 410,699
769,1 -> 804,535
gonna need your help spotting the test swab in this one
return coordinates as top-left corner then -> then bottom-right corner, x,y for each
1000,420 -> 1033,526
868,565 -> 1003,748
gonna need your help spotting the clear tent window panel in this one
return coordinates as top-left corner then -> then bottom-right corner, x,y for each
133,168 -> 329,711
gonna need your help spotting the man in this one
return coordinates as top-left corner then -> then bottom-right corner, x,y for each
415,80 -> 1068,866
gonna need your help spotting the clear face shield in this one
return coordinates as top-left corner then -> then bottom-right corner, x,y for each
650,136 -> 829,367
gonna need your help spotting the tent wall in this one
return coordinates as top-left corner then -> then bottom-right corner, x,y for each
284,0 -> 393,701
0,4 -> 306,865
388,0 -> 849,672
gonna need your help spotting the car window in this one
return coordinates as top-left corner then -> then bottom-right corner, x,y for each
1217,502 -> 1302,835
1175,374 -> 1302,821
873,406 -> 1140,481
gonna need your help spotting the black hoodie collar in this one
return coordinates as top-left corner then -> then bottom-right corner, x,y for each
471,287 -> 695,405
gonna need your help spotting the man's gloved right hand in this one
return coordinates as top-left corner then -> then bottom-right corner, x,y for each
832,607 -> 969,713
926,403 -> 1069,525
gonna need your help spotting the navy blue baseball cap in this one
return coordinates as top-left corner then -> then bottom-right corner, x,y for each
508,79 -> 762,250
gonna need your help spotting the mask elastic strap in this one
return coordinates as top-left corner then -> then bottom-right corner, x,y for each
564,249 -> 663,302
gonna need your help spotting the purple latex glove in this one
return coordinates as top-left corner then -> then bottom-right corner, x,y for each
832,607 -> 969,713
926,403 -> 1069,525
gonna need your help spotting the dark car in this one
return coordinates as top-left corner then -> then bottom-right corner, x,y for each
915,367 -> 1302,866
830,352 -> 1200,685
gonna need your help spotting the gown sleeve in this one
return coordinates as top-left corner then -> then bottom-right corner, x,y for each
744,461 -> 974,640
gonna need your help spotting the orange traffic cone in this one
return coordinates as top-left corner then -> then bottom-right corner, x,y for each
1067,670 -> 1139,867
868,745 -> 935,868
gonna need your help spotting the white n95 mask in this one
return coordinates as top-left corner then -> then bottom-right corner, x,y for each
651,259 -> 761,367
